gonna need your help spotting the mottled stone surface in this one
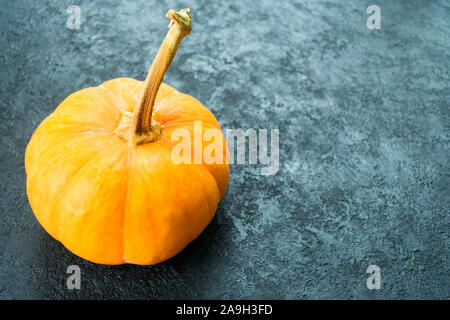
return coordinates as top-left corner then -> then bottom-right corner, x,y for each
0,0 -> 448,299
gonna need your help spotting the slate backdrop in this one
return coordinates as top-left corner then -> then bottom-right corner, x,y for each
0,0 -> 448,299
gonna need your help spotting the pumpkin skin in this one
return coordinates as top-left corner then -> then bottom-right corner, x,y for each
25,77 -> 229,265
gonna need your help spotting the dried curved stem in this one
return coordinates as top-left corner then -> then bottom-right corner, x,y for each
131,8 -> 192,145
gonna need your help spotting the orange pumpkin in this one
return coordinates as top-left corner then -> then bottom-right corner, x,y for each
25,9 -> 229,265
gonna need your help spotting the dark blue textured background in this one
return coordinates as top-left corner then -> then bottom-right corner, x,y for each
0,0 -> 448,299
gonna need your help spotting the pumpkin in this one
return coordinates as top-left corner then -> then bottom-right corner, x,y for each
25,9 -> 229,265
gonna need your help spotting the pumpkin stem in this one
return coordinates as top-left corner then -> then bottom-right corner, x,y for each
132,8 -> 192,145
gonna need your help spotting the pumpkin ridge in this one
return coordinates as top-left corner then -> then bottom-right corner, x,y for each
50,140 -> 128,251
29,141 -> 107,242
154,139 -> 224,202
152,92 -> 221,129
98,84 -> 129,113
100,78 -> 143,113
120,145 -> 136,264
154,126 -> 229,198
160,118 -> 222,130
52,148 -> 116,241
26,130 -> 116,184
35,123 -> 116,134
153,88 -> 179,114
53,87 -> 122,129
